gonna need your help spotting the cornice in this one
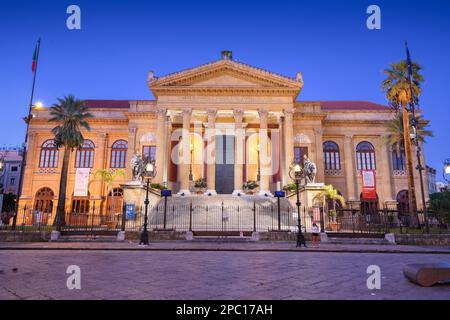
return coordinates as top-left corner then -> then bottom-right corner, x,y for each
124,112 -> 157,120
151,86 -> 300,97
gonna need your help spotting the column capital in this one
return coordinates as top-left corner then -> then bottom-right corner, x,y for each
156,108 -> 167,116
128,127 -> 137,134
207,108 -> 217,119
182,108 -> 192,117
344,134 -> 354,142
314,127 -> 324,135
283,108 -> 295,117
233,109 -> 244,123
258,108 -> 269,118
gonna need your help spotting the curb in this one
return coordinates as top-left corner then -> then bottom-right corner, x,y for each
0,246 -> 449,254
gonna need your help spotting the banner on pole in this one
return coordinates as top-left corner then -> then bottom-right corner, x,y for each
361,170 -> 377,200
74,168 -> 90,197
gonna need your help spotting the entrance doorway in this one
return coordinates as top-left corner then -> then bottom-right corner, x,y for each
215,135 -> 235,194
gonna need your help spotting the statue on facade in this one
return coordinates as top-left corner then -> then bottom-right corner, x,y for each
303,155 -> 317,184
131,152 -> 144,182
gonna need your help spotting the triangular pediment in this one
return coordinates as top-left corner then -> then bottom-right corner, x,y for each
148,59 -> 303,93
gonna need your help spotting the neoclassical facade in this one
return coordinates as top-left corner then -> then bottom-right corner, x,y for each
19,52 -> 429,217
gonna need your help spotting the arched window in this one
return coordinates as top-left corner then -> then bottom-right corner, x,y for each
392,143 -> 406,171
356,141 -> 376,171
39,140 -> 59,168
110,140 -> 128,168
75,140 -> 95,168
323,141 -> 341,170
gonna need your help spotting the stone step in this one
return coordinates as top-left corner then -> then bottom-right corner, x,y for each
193,236 -> 255,243
57,235 -> 119,242
326,237 -> 389,245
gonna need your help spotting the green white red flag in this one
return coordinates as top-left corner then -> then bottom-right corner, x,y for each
31,39 -> 40,73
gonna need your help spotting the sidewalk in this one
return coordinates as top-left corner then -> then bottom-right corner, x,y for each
1,241 -> 449,254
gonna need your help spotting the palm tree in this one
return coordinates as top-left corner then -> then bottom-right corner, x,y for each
317,185 -> 346,221
50,95 -> 93,230
94,169 -> 126,223
383,113 -> 433,155
382,60 -> 424,214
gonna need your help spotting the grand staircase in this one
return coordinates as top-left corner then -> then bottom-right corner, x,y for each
147,194 -> 296,233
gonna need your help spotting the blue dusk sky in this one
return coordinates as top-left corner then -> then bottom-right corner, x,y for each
0,0 -> 449,181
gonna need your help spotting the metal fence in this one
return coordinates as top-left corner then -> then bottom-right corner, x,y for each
2,203 -> 448,235
335,209 -> 450,234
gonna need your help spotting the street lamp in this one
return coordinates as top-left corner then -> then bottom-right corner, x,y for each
139,159 -> 156,246
443,158 -> 450,184
289,161 -> 307,248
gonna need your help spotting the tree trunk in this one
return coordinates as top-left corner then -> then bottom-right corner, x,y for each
402,104 -> 418,214
54,147 -> 71,230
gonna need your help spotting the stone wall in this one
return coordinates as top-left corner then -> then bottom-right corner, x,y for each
0,231 -> 51,242
394,234 -> 450,246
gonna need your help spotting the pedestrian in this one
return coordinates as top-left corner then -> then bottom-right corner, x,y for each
311,221 -> 320,247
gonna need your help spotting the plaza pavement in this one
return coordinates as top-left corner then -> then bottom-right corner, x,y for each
0,241 -> 449,300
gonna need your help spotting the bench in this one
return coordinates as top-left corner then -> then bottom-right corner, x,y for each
403,263 -> 450,287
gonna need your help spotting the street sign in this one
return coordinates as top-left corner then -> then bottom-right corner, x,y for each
125,204 -> 135,220
275,191 -> 286,198
161,189 -> 172,197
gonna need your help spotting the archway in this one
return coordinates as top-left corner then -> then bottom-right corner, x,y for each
33,187 -> 54,225
396,190 -> 409,215
360,192 -> 379,215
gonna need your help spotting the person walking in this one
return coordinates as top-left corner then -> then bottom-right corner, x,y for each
311,221 -> 320,247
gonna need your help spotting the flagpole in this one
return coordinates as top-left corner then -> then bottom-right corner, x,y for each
405,41 -> 429,233
12,38 -> 41,229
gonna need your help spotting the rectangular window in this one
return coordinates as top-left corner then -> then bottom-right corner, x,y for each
142,146 -> 157,162
11,166 -> 18,172
10,177 -> 15,185
294,147 -> 308,166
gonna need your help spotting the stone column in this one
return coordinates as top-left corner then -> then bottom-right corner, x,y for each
344,134 -> 356,201
233,109 -> 244,195
205,109 -> 217,195
380,143 -> 394,202
314,128 -> 325,183
283,108 -> 295,185
21,132 -> 38,202
258,109 -> 271,195
155,108 -> 167,183
178,108 -> 192,195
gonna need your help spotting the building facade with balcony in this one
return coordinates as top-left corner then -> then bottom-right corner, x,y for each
18,52 -> 430,220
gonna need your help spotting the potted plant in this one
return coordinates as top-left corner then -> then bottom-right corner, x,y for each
194,178 -> 207,194
243,180 -> 259,195
328,209 -> 341,231
282,183 -> 297,194
150,182 -> 166,191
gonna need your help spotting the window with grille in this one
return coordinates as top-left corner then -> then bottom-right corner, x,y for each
323,141 -> 341,170
110,140 -> 128,168
142,145 -> 156,162
356,141 -> 376,171
39,140 -> 59,168
392,143 -> 406,171
75,140 -> 95,168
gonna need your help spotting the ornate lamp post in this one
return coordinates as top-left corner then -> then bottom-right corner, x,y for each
139,159 -> 156,246
443,159 -> 450,185
289,161 -> 307,248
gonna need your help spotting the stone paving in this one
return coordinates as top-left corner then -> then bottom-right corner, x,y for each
0,247 -> 449,300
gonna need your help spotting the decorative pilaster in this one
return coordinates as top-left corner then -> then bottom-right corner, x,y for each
126,127 -> 137,180
314,127 -> 324,183
233,109 -> 244,195
258,109 -> 271,195
178,108 -> 192,195
381,143 -> 394,202
155,108 -> 167,183
283,108 -> 294,186
205,108 -> 217,195
344,134 -> 356,201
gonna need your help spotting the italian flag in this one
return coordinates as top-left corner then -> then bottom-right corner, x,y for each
31,41 -> 39,73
